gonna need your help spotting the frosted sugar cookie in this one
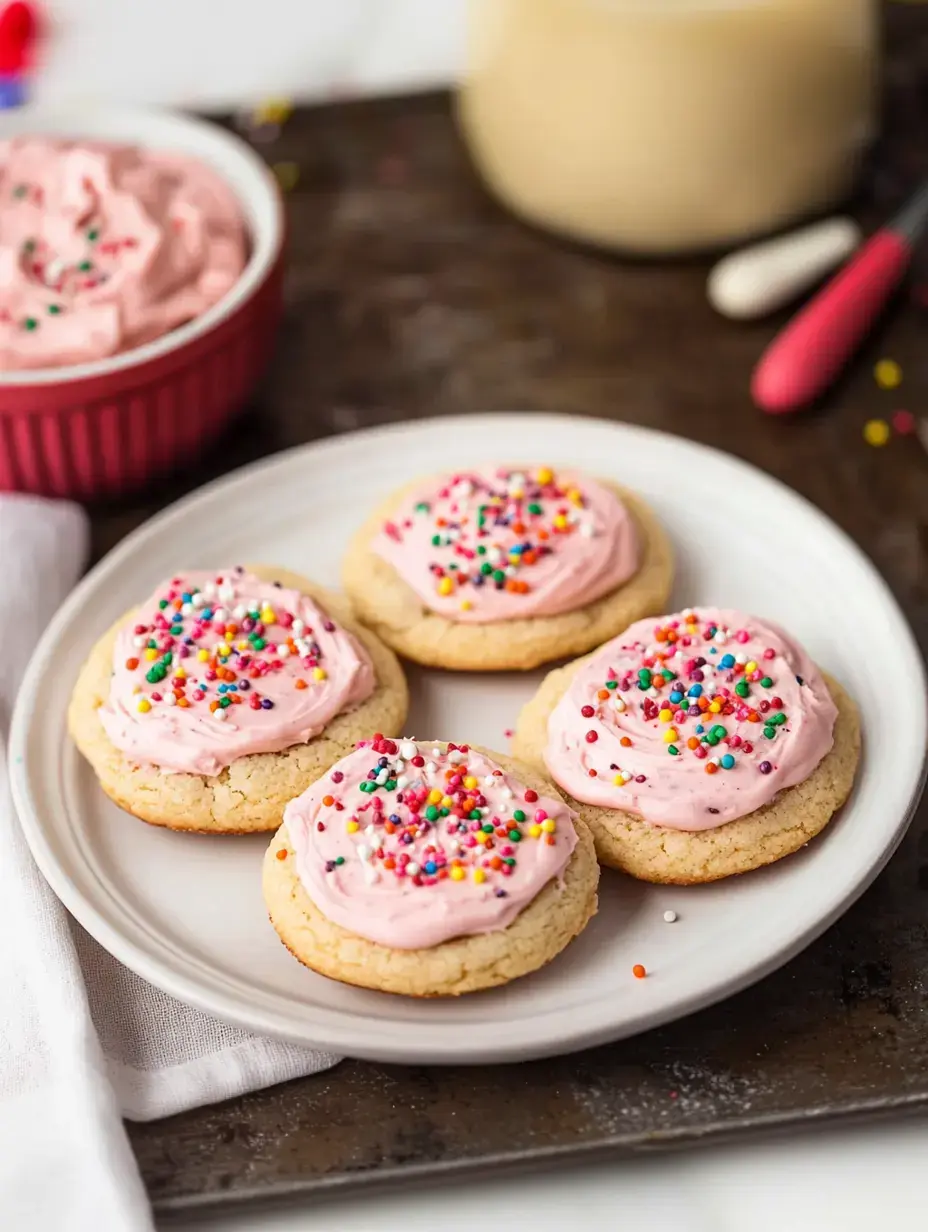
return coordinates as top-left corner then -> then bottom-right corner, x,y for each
513,608 -> 860,883
342,465 -> 673,670
263,737 -> 599,995
68,566 -> 408,833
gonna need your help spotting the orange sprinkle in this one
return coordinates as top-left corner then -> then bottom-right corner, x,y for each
620,736 -> 632,748
687,737 -> 699,750
383,857 -> 396,870
655,629 -> 668,643
705,762 -> 718,775
275,848 -> 287,861
748,711 -> 760,723
384,822 -> 396,835
322,795 -> 335,807
512,520 -> 526,534
295,678 -> 307,690
209,700 -> 220,712
462,797 -> 475,812
125,657 -> 139,670
438,868 -> 449,879
490,856 -> 503,870
177,698 -> 190,708
545,835 -> 556,845
505,580 -> 520,593
632,964 -> 647,979
698,697 -> 710,711
538,528 -> 549,541
522,550 -> 537,565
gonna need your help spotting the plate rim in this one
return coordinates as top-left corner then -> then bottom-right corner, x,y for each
10,413 -> 927,1063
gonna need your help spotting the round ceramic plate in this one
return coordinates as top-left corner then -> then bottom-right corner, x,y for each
10,414 -> 926,1064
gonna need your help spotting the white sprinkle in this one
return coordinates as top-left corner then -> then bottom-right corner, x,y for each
363,865 -> 380,885
233,604 -> 247,619
448,749 -> 465,764
664,910 -> 678,923
292,618 -> 305,635
365,824 -> 376,837
579,522 -> 595,538
204,583 -> 217,598
357,844 -> 372,862
406,862 -> 420,877
181,602 -> 194,617
133,635 -> 146,648
278,645 -> 290,658
501,787 -> 513,800
192,593 -> 206,608
396,775 -> 410,790
432,747 -> 442,759
735,654 -> 747,665
214,709 -> 227,722
394,759 -> 405,773
218,583 -> 235,603
426,761 -> 437,774
647,687 -> 659,699
213,607 -> 226,624
166,694 -> 177,707
375,769 -> 389,785
483,775 -> 496,787
613,696 -> 626,712
400,740 -> 417,760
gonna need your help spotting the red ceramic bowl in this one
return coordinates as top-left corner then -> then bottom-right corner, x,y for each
0,107 -> 285,499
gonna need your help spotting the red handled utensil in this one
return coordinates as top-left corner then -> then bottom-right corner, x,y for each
752,180 -> 928,414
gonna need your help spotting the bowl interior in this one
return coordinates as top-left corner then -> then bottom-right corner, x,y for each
0,106 -> 283,386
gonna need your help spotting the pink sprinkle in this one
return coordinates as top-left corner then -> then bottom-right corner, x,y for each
735,630 -> 750,644
534,810 -> 548,823
893,409 -> 916,436
763,648 -> 775,660
694,746 -> 708,760
504,728 -> 514,739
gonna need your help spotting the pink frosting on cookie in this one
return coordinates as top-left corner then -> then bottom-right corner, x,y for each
285,737 -> 578,948
372,465 -> 639,623
0,139 -> 247,370
99,570 -> 375,776
544,608 -> 837,830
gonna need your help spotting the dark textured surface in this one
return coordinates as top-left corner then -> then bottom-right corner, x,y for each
113,4 -> 928,1215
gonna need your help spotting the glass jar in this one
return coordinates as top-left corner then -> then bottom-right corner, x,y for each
456,0 -> 878,254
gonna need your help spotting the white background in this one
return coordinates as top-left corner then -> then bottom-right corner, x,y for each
34,0 -> 465,109
27,1 -> 928,1228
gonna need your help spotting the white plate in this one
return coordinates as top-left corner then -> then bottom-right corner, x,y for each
10,414 -> 926,1065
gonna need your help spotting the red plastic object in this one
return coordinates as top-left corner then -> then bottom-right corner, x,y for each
0,2 -> 38,74
751,230 -> 911,414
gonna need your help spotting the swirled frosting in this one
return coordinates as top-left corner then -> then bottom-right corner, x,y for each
544,608 -> 837,830
284,737 -> 578,948
372,465 -> 639,623
99,569 -> 375,776
0,138 -> 247,370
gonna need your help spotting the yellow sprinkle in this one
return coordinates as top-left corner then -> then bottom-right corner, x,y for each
237,640 -> 249,651
529,823 -> 542,838
197,649 -> 210,662
708,701 -> 722,713
143,648 -> 158,661
216,642 -> 230,657
441,795 -> 453,809
613,774 -> 624,786
473,868 -> 486,884
509,488 -> 524,501
428,788 -> 442,805
541,819 -> 556,833
272,161 -> 300,192
175,667 -> 186,679
863,418 -> 891,447
261,607 -> 276,625
463,776 -> 478,790
553,514 -> 568,529
136,698 -> 151,714
346,820 -> 359,834
460,600 -> 473,611
313,667 -> 327,681
475,832 -> 488,845
567,487 -> 583,505
253,97 -> 292,126
662,728 -> 678,744
450,866 -> 465,881
745,661 -> 757,674
437,577 -> 454,596
536,466 -> 553,485
658,707 -> 673,723
874,358 -> 902,390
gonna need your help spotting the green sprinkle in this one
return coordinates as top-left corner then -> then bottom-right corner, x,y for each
22,239 -> 35,254
78,260 -> 92,272
439,807 -> 450,816
251,637 -> 266,650
705,733 -> 720,747
358,781 -> 371,793
513,809 -> 526,822
425,805 -> 439,821
668,744 -> 679,756
334,856 -> 345,866
47,304 -> 63,315
662,669 -> 675,682
12,184 -> 27,199
87,228 -> 99,242
431,534 -> 441,547
772,712 -> 787,726
711,725 -> 727,738
158,600 -> 169,610
763,725 -> 776,739
480,563 -> 492,576
22,317 -> 37,331
476,546 -> 486,556
414,501 -> 430,514
170,624 -> 183,635
219,696 -> 231,708
606,680 -> 617,690
492,569 -> 506,583
527,503 -> 543,515
384,778 -> 397,791
509,829 -> 522,842
162,652 -> 173,665
481,823 -> 494,834
760,676 -> 773,688
735,681 -> 750,698
469,809 -> 482,820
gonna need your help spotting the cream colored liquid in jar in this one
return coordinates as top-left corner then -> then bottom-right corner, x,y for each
457,0 -> 877,254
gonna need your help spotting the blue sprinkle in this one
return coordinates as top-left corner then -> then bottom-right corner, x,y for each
696,724 -> 705,734
709,647 -> 718,655
227,684 -> 237,693
217,684 -> 227,693
719,654 -> 735,669
201,608 -> 213,620
669,691 -> 683,704
182,593 -> 192,603
261,699 -> 274,710
389,814 -> 401,823
720,754 -> 735,769
424,861 -> 437,874
687,685 -> 703,698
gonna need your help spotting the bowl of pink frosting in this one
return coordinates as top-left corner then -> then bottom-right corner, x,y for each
0,106 -> 284,498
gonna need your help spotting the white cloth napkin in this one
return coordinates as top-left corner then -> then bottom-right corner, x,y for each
0,494 -> 340,1231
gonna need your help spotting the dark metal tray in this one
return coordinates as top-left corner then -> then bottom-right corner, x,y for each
114,6 -> 928,1211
